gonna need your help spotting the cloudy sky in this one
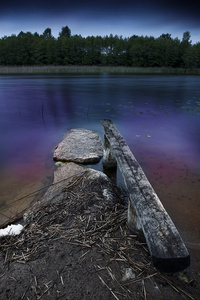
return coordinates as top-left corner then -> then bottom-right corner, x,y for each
0,0 -> 200,43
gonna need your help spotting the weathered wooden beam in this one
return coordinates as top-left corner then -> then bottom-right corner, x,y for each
127,198 -> 144,239
102,135 -> 117,169
100,119 -> 190,273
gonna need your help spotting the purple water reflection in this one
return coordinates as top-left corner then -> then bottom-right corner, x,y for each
0,74 -> 200,260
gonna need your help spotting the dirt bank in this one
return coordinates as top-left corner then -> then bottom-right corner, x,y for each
0,168 -> 199,300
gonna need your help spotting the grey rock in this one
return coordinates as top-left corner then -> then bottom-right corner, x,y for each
24,162 -> 119,223
53,129 -> 103,164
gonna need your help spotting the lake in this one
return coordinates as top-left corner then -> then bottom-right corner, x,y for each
0,73 -> 200,264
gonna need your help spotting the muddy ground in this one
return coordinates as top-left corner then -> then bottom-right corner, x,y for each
0,170 -> 199,300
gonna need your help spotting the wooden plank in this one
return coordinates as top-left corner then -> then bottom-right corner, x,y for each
100,119 -> 190,273
102,135 -> 117,169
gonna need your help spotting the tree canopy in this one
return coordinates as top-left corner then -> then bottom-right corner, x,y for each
0,26 -> 199,68
59,26 -> 71,38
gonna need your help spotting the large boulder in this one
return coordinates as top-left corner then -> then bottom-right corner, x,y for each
53,129 -> 103,164
24,162 -> 120,223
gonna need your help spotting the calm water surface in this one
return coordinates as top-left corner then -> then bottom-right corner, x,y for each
0,74 -> 200,262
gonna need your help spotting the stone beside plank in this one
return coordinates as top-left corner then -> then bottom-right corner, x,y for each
53,128 -> 103,164
24,162 -> 118,223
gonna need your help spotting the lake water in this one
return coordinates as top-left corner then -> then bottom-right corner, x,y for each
0,73 -> 200,264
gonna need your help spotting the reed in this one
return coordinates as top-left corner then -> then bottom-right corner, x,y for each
0,65 -> 200,75
0,172 -> 196,300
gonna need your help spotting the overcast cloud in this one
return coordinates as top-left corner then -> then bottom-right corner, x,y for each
0,0 -> 200,43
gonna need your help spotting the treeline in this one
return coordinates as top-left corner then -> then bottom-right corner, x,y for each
0,26 -> 200,68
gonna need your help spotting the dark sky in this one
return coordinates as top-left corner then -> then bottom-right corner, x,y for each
1,0 -> 200,43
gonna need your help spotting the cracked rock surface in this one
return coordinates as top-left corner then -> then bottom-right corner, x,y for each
53,129 -> 103,164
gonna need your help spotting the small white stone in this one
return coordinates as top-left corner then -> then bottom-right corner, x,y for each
0,224 -> 23,237
122,268 -> 136,281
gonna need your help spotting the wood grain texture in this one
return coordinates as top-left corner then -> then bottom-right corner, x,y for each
101,119 -> 190,272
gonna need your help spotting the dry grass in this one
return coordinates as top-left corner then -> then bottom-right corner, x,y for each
0,65 -> 200,75
0,191 -> 195,299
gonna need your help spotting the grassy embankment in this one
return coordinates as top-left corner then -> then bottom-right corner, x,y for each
0,65 -> 200,75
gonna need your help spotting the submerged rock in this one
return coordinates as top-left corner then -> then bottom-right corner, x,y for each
24,162 -> 120,223
53,128 -> 103,164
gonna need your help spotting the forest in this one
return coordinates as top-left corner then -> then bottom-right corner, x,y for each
0,26 -> 200,68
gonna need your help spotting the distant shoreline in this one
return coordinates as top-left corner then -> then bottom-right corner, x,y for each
0,65 -> 200,75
